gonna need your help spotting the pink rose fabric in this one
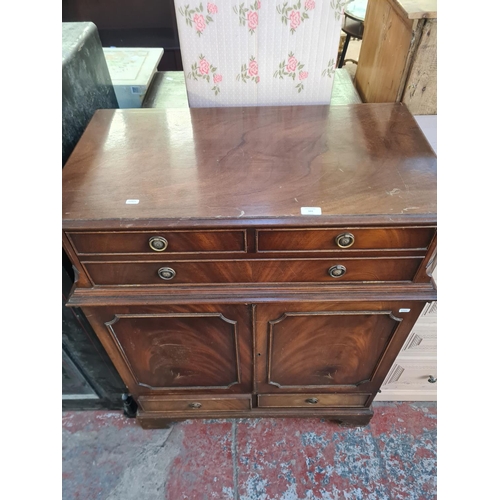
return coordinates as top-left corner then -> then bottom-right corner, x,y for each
299,71 -> 308,80
193,13 -> 206,32
248,60 -> 258,77
290,10 -> 301,29
257,0 -> 261,9
213,74 -> 223,83
286,56 -> 298,73
247,11 -> 259,30
305,0 -> 315,10
256,76 -> 260,83
207,3 -> 218,14
198,59 -> 210,75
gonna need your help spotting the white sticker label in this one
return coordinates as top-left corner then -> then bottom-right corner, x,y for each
399,308 -> 411,313
301,207 -> 322,215
126,199 -> 140,204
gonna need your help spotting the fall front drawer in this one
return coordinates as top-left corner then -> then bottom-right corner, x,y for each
258,394 -> 371,408
138,395 -> 252,412
83,257 -> 424,285
257,227 -> 435,252
67,230 -> 247,255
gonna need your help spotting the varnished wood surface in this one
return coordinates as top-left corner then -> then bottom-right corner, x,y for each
266,311 -> 401,387
255,301 -> 425,397
257,227 -> 435,252
82,304 -> 253,395
62,103 -> 436,227
141,69 -> 362,109
139,394 -> 252,412
137,406 -> 374,428
258,393 -> 370,408
64,97 -> 437,427
68,229 -> 247,255
68,283 -> 437,307
82,257 -> 423,286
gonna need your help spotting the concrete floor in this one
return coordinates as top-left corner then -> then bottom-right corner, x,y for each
62,402 -> 436,499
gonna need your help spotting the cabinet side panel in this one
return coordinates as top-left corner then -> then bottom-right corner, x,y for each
355,0 -> 413,103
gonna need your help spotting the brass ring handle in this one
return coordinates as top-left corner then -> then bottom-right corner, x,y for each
328,265 -> 346,278
149,236 -> 168,252
158,267 -> 176,280
335,233 -> 355,249
428,376 -> 437,384
305,398 -> 319,404
188,402 -> 202,409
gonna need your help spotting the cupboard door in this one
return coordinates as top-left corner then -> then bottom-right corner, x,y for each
255,301 -> 424,395
81,305 -> 252,395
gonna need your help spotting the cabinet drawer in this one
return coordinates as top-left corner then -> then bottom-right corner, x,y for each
67,230 -> 247,255
257,227 -> 435,252
83,257 -> 423,286
377,357 -> 437,401
258,393 -> 370,408
400,323 -> 437,357
138,395 -> 252,412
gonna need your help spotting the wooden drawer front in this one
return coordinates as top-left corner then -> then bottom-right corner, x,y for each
67,230 -> 247,255
376,358 -> 437,401
258,393 -> 370,408
84,257 -> 423,286
400,323 -> 436,357
257,227 -> 435,252
139,395 -> 251,412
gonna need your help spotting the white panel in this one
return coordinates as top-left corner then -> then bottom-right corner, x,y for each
103,48 -> 164,108
174,1 -> 348,107
414,115 -> 437,153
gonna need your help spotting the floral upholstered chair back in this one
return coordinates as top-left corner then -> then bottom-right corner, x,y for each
175,1 -> 349,107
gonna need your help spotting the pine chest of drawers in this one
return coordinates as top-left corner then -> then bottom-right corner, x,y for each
62,103 -> 437,428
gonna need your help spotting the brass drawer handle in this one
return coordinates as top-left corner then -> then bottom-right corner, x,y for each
335,233 -> 355,249
188,402 -> 202,409
305,398 -> 319,404
328,265 -> 346,278
158,267 -> 176,280
428,376 -> 437,384
149,236 -> 168,252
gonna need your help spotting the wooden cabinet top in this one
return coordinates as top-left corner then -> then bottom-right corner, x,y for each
62,103 -> 436,229
393,0 -> 437,19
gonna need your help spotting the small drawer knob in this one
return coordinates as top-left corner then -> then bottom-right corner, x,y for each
305,398 -> 319,404
149,236 -> 168,252
428,376 -> 437,384
328,265 -> 346,278
188,402 -> 202,409
335,233 -> 355,249
158,267 -> 176,280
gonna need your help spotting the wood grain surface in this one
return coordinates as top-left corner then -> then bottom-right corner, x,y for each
82,257 -> 423,286
62,104 -> 436,227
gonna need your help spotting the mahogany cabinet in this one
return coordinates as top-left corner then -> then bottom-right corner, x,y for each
62,103 -> 437,427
